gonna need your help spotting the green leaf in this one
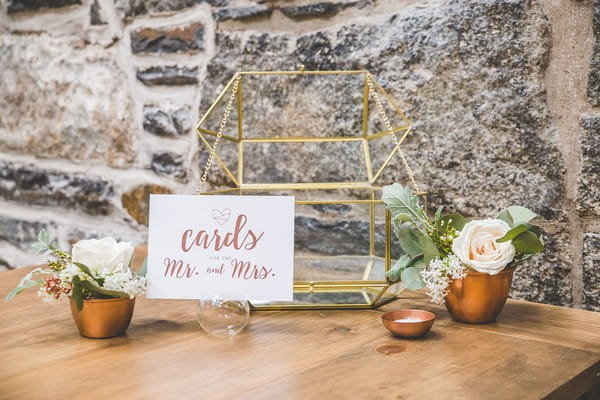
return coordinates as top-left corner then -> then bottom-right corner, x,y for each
79,279 -> 129,298
31,242 -> 47,254
137,258 -> 148,277
401,266 -> 425,290
512,231 -> 544,254
73,262 -> 103,285
5,279 -> 43,301
497,224 -> 529,243
507,206 -> 537,226
394,222 -> 423,258
441,214 -> 468,231
38,229 -> 49,244
434,206 -> 443,228
71,276 -> 84,311
387,255 -> 411,282
382,184 -> 428,231
420,235 -> 439,264
496,209 -> 514,227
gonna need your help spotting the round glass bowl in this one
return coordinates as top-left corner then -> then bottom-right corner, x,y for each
197,292 -> 250,338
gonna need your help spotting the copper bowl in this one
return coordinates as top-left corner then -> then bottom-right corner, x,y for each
381,309 -> 435,338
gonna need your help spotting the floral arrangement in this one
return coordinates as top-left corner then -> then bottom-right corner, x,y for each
6,230 -> 147,310
382,184 -> 544,304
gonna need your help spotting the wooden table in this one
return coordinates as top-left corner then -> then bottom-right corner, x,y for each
1,266 -> 599,400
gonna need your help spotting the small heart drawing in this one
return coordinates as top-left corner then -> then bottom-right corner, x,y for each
212,208 -> 231,225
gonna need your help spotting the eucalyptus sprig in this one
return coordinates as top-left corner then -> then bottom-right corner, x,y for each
382,184 -> 544,290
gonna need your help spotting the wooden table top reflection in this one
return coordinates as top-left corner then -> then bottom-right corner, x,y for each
1,264 -> 599,400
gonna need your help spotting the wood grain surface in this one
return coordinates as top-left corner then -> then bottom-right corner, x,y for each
1,264 -> 599,400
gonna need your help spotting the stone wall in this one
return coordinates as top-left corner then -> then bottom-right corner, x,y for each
0,0 -> 598,310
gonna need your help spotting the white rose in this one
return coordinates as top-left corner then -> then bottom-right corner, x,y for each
72,237 -> 134,273
451,219 -> 516,275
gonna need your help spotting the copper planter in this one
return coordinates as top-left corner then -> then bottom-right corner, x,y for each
444,268 -> 514,324
69,297 -> 136,339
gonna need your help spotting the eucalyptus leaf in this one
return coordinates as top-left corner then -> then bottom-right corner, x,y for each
441,214 -> 468,231
420,234 -> 439,264
507,206 -> 537,226
512,231 -> 544,254
497,224 -> 529,243
434,206 -> 443,229
73,262 -> 103,285
31,242 -> 47,254
496,209 -> 514,227
5,279 -> 43,301
394,223 -> 423,258
71,276 -> 84,311
137,258 -> 148,277
394,214 -> 412,224
382,184 -> 428,232
400,266 -> 425,290
79,279 -> 129,298
387,255 -> 411,282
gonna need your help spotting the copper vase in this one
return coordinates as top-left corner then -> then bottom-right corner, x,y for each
444,268 -> 514,324
69,297 -> 136,339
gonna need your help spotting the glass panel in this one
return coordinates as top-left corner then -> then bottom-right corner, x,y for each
241,73 -> 364,139
241,140 -> 368,184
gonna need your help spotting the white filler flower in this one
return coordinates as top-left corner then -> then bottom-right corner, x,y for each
452,219 -> 516,275
72,237 -> 134,273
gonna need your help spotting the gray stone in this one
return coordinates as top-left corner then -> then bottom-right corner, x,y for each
0,160 -> 114,216
143,104 -> 191,137
90,0 -> 107,25
582,232 -> 600,311
213,5 -> 272,21
137,66 -> 198,85
67,227 -> 143,245
131,22 -> 205,54
114,0 -> 196,20
0,35 -> 137,168
150,152 -> 187,180
6,0 -> 81,14
0,217 -> 54,251
510,231 -> 573,307
578,116 -> 600,216
587,0 -> 600,106
280,1 -> 356,20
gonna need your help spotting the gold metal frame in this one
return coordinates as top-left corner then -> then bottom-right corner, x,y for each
196,68 -> 413,309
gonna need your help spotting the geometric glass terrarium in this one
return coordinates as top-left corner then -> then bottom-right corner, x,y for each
196,67 -> 416,309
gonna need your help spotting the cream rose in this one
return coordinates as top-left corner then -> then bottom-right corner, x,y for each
72,237 -> 134,273
451,219 -> 516,275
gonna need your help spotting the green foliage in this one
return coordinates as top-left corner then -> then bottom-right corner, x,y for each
5,267 -> 46,302
387,255 -> 411,282
420,235 -> 439,264
393,220 -> 423,258
441,214 -> 468,231
383,184 -> 545,290
382,183 -> 429,234
137,258 -> 148,278
79,280 -> 128,299
401,266 -> 425,290
496,206 -> 544,257
71,276 -> 84,311
5,279 -> 43,302
512,231 -> 545,254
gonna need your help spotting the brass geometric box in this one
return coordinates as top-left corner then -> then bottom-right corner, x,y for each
196,68 -> 413,309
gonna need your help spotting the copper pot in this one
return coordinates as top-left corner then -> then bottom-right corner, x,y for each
444,268 -> 514,324
69,297 -> 136,339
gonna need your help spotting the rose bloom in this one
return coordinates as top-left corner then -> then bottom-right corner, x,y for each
72,237 -> 134,272
451,219 -> 516,275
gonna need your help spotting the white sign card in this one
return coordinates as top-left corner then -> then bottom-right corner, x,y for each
147,195 -> 295,301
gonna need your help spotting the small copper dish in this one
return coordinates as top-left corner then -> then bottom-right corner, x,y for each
381,309 -> 435,338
